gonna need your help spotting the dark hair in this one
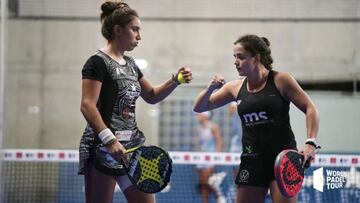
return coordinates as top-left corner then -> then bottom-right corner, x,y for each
100,1 -> 139,40
234,35 -> 273,70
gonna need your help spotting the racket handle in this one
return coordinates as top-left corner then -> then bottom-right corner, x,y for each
299,153 -> 311,169
98,143 -> 140,154
304,159 -> 311,168
303,157 -> 311,169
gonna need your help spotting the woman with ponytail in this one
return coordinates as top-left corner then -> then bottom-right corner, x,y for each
193,34 -> 319,203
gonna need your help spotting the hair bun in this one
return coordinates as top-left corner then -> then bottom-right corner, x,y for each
261,37 -> 270,47
101,1 -> 130,17
101,1 -> 118,16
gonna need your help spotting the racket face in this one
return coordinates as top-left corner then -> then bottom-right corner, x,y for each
127,146 -> 172,193
274,149 -> 304,198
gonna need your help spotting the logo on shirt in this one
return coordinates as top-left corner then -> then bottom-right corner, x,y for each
242,111 -> 273,126
244,145 -> 253,154
236,100 -> 242,105
122,108 -> 134,119
243,111 -> 268,122
130,84 -> 137,92
115,67 -> 125,75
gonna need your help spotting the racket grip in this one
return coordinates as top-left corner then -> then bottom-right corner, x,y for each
299,153 -> 311,169
303,157 -> 311,169
125,146 -> 140,154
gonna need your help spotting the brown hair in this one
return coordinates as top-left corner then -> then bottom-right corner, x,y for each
234,35 -> 273,70
100,1 -> 139,40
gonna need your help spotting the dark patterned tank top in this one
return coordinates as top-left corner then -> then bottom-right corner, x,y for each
81,50 -> 143,144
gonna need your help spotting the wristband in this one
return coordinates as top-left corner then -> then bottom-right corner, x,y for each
305,138 -> 321,149
98,128 -> 116,145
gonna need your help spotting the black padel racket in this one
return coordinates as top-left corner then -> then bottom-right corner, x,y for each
93,144 -> 172,193
274,149 -> 310,198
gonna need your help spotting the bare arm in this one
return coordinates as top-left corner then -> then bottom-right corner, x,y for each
193,75 -> 242,112
140,67 -> 192,104
80,79 -> 107,132
276,72 -> 319,139
80,79 -> 125,159
275,72 -> 319,161
139,76 -> 178,104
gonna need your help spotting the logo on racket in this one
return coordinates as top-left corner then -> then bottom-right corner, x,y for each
137,153 -> 165,186
282,160 -> 302,186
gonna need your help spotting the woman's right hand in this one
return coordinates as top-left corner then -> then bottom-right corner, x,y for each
106,141 -> 127,164
208,74 -> 226,91
175,67 -> 193,84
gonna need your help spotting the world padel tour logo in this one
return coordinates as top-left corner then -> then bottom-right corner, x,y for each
313,167 -> 346,192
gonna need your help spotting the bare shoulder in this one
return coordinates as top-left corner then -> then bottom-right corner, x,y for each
273,71 -> 302,99
273,71 -> 297,88
273,71 -> 294,81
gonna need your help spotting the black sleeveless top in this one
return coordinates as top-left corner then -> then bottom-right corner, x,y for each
236,70 -> 297,158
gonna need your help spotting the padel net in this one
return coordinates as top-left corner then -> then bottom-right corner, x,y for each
1,149 -> 360,203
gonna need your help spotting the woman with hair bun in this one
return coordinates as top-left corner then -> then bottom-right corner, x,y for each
193,34 -> 319,203
79,1 -> 192,202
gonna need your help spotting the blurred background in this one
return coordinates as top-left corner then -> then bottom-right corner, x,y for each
1,0 -> 359,151
0,0 -> 359,202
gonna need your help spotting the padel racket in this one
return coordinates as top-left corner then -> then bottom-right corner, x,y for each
274,149 -> 310,198
93,143 -> 172,193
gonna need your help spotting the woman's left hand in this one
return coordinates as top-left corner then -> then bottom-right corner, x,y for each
299,144 -> 316,167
